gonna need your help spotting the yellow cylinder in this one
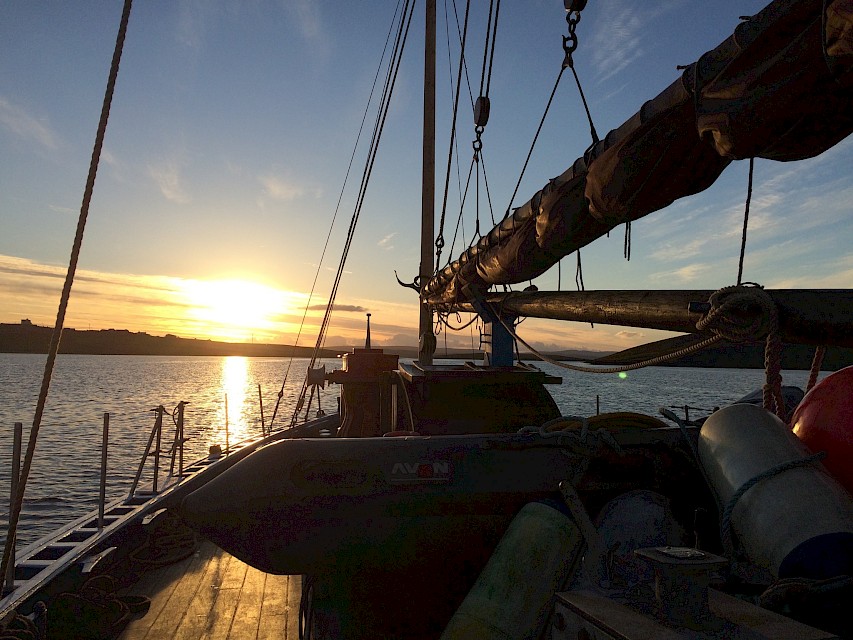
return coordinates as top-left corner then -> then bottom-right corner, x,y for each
441,501 -> 582,640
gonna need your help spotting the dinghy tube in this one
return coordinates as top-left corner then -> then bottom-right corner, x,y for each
698,403 -> 853,579
440,501 -> 582,640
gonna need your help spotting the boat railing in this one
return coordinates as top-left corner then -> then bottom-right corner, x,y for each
0,406 -> 340,614
127,402 -> 188,501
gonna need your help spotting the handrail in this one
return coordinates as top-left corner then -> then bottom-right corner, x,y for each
129,402 -> 189,500
127,406 -> 165,499
167,402 -> 188,478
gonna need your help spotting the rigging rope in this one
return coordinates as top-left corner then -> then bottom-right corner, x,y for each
443,3 -> 467,243
575,250 -> 593,327
696,285 -> 786,420
504,67 -> 565,220
478,0 -> 500,101
806,345 -> 826,392
266,0 -> 404,430
291,0 -> 417,426
0,0 -> 133,587
563,7 -> 599,151
737,157 -> 755,285
440,0 -> 497,262
436,0 -> 472,270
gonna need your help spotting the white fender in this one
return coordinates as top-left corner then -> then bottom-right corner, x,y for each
699,403 -> 853,579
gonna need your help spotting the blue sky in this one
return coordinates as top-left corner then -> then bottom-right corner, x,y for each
1,0 -> 850,351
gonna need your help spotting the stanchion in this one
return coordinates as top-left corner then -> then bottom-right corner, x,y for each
98,413 -> 109,530
5,422 -> 22,591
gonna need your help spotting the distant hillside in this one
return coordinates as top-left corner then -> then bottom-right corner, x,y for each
591,334 -> 852,371
0,320 -> 337,358
1,321 -> 613,362
327,344 -> 612,362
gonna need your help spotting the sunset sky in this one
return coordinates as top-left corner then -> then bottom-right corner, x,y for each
2,1 -> 851,353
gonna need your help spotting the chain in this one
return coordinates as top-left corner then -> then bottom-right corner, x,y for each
562,10 -> 582,69
562,3 -> 599,150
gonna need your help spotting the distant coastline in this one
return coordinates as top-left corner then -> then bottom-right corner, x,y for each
0,319 -> 607,362
0,319 -> 337,359
4,320 -> 846,369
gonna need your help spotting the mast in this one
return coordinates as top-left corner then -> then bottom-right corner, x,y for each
417,0 -> 437,365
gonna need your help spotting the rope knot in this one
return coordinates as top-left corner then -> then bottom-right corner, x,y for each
696,283 -> 776,343
698,284 -> 786,420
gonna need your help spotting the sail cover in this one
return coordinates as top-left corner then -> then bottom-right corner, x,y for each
424,0 -> 853,305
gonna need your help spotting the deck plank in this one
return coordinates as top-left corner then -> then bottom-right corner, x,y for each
228,564 -> 265,638
286,575 -> 302,640
198,583 -> 241,640
138,541 -> 219,639
118,539 -> 299,640
255,573 -> 301,639
172,545 -> 233,640
120,540 -> 218,640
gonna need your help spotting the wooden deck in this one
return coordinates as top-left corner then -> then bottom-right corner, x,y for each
118,539 -> 301,640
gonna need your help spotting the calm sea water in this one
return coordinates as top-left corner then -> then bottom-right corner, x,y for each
0,353 -> 825,549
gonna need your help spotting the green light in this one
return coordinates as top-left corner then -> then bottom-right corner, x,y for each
618,372 -> 628,379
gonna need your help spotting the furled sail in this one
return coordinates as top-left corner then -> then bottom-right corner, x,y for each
423,0 -> 853,306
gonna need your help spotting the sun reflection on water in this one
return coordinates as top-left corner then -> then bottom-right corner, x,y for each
219,356 -> 251,447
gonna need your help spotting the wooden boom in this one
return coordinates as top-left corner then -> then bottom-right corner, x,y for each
447,289 -> 853,348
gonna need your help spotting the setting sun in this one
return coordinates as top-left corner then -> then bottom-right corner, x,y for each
180,278 -> 302,342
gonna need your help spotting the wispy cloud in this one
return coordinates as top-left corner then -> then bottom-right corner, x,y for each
645,143 -> 853,268
149,160 -> 190,203
287,0 -> 322,40
282,0 -> 331,62
649,238 -> 708,262
259,174 -> 307,201
768,256 -> 853,288
48,205 -> 77,216
0,96 -> 58,150
176,0 -> 213,50
307,304 -> 367,313
589,0 -> 683,83
378,232 -> 397,250
649,263 -> 710,283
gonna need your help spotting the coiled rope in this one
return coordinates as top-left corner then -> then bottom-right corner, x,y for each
0,0 -> 133,589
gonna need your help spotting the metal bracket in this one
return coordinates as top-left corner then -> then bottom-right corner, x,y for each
462,285 -> 515,367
